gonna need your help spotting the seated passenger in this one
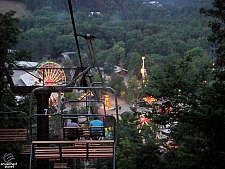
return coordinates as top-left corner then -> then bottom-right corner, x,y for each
89,117 -> 104,140
65,118 -> 82,140
66,118 -> 80,127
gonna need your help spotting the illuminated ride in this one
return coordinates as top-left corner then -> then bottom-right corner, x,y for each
34,61 -> 66,86
142,96 -> 157,105
33,61 -> 66,105
104,94 -> 112,109
136,112 -> 151,133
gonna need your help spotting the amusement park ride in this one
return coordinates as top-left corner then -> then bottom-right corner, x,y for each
0,0 -> 119,169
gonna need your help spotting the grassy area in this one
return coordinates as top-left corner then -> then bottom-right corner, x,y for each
0,0 -> 31,18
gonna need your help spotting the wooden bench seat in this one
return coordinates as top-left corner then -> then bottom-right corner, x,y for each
0,129 -> 27,142
63,126 -> 105,140
32,140 -> 114,161
63,127 -> 83,140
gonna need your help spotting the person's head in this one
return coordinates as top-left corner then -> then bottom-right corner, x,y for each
94,117 -> 98,120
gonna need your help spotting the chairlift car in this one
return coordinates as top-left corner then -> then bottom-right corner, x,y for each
27,1 -> 119,168
28,86 -> 119,169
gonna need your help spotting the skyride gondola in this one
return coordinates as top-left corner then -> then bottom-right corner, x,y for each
29,86 -> 118,169
26,0 -> 119,168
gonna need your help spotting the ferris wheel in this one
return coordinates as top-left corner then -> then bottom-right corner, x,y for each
34,61 -> 66,105
34,61 -> 66,86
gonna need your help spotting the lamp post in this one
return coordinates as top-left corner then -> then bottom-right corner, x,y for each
141,56 -> 146,83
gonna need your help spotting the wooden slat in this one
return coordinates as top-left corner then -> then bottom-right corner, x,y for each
35,148 -> 113,153
0,128 -> 27,132
0,132 -> 26,135
32,140 -> 114,160
0,137 -> 26,141
0,129 -> 27,142
35,154 -> 113,159
32,140 -> 114,144
34,147 -> 113,153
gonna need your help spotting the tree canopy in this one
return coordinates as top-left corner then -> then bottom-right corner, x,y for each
137,1 -> 225,168
1,0 -> 212,77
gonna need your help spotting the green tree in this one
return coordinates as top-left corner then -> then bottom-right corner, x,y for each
0,11 -> 29,67
107,73 -> 126,97
125,73 -> 140,103
125,52 -> 142,78
140,1 -> 225,168
125,38 -> 138,53
144,53 -> 213,169
0,11 -> 30,109
117,113 -> 160,169
117,114 -> 140,169
0,11 -> 30,168
108,41 -> 125,64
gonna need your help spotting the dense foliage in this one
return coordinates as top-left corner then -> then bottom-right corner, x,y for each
139,0 -> 225,168
0,11 -> 30,169
8,0 -> 212,78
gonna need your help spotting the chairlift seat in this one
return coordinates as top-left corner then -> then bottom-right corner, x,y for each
63,127 -> 83,140
0,128 -> 27,142
32,140 -> 114,161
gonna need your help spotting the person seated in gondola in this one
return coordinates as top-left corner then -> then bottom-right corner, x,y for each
89,117 -> 104,140
65,118 -> 83,140
66,118 -> 80,127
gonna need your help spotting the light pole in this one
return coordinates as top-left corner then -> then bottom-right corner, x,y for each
141,56 -> 146,83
